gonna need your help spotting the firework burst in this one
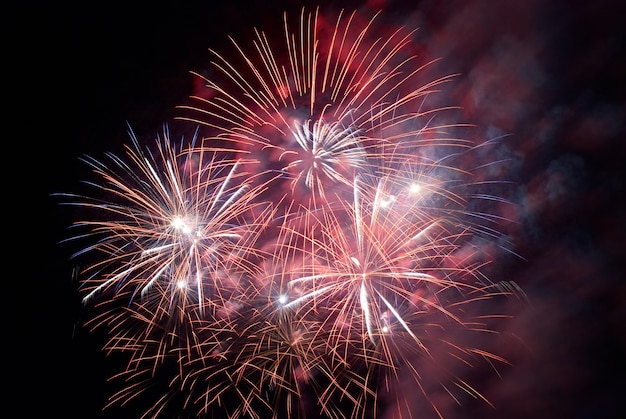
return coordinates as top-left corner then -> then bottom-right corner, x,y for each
177,7 -> 461,208
57,125 -> 276,392
59,6 -> 523,419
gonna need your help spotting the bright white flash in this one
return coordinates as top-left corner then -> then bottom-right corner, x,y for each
171,216 -> 193,235
379,195 -> 396,208
408,182 -> 422,194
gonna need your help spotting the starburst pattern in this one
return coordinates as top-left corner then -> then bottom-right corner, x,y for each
58,6 -> 523,419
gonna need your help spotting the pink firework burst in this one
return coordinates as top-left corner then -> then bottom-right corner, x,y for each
177,7 -> 460,208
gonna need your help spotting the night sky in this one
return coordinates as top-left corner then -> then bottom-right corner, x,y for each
20,0 -> 625,417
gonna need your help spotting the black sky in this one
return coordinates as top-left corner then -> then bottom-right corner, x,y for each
17,0 -> 626,417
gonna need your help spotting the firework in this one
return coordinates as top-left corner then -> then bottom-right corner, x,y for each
60,6 -> 522,419
57,125 -> 276,387
177,7 -> 463,208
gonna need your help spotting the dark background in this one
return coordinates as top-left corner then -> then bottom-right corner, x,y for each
15,0 -> 625,417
